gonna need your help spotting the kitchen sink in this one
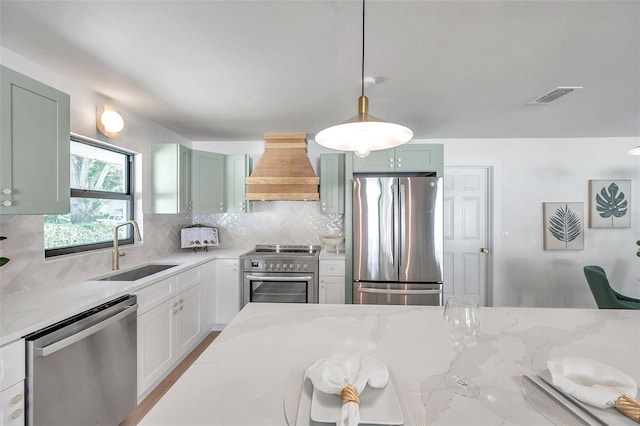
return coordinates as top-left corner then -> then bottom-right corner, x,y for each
98,264 -> 179,281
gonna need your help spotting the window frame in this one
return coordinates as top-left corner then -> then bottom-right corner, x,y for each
45,134 -> 136,258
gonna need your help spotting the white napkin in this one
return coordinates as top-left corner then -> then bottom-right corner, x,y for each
547,357 -> 638,409
304,353 -> 389,426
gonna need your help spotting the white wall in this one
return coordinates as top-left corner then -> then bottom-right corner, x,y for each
443,137 -> 640,307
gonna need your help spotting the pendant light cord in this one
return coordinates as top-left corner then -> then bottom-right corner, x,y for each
361,0 -> 366,98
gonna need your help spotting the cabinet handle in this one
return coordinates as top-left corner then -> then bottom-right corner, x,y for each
2,200 -> 13,207
179,306 -> 184,311
10,408 -> 23,420
172,309 -> 178,315
2,188 -> 12,195
10,394 -> 23,404
179,299 -> 184,304
173,302 -> 178,307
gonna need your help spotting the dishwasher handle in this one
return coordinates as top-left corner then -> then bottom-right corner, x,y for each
34,304 -> 137,357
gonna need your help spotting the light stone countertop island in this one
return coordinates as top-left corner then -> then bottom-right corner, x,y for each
140,303 -> 640,426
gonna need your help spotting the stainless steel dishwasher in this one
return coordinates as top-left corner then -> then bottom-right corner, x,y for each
25,294 -> 137,426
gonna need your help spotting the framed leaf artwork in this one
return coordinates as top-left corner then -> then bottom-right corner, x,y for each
588,179 -> 631,228
543,202 -> 584,250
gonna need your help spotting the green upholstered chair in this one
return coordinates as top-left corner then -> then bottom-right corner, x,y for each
583,265 -> 640,309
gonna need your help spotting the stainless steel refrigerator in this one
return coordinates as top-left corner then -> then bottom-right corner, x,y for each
352,175 -> 443,305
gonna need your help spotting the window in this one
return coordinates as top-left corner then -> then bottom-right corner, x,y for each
44,135 -> 135,257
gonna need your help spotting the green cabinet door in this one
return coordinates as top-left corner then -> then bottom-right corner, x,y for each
0,66 -> 70,214
320,154 -> 345,214
352,150 -> 394,173
395,144 -> 444,175
192,150 -> 225,213
151,144 -> 192,213
225,154 -> 252,213
352,144 -> 444,175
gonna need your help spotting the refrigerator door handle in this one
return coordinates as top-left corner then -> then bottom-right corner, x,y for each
356,287 -> 442,295
398,181 -> 407,274
393,182 -> 401,269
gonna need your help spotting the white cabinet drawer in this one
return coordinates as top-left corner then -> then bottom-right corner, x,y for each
136,277 -> 176,314
319,260 -> 345,276
176,266 -> 202,293
1,381 -> 25,425
0,340 -> 24,391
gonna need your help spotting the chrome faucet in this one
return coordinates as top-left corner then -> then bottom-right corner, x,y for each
112,220 -> 142,270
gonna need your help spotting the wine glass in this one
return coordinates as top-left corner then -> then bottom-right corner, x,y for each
443,296 -> 480,398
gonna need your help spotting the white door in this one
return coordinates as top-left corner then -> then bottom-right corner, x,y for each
443,167 -> 492,306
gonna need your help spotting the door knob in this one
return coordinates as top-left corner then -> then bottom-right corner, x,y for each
480,248 -> 489,253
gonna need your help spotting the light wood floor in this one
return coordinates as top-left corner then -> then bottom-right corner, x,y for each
121,331 -> 221,426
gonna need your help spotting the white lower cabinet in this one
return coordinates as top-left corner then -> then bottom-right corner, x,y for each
0,339 -> 25,426
137,298 -> 175,396
319,258 -> 346,304
202,260 -> 216,330
1,382 -> 25,426
214,258 -> 240,327
136,265 -> 206,399
175,284 -> 202,354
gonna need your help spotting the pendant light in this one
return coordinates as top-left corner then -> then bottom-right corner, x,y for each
315,0 -> 413,158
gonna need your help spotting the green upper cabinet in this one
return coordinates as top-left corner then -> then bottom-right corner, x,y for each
191,150 -> 225,213
320,153 -> 345,214
225,154 -> 252,213
352,144 -> 444,175
0,65 -> 70,214
151,144 -> 192,213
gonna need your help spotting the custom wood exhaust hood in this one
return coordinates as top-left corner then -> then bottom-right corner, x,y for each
245,133 -> 320,201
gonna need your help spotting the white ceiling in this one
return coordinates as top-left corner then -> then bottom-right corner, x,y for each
1,0 -> 639,142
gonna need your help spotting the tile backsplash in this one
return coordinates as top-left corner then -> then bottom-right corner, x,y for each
194,201 -> 343,248
0,201 -> 342,296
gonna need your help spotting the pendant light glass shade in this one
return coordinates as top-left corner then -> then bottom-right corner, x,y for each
314,0 -> 413,158
315,96 -> 413,158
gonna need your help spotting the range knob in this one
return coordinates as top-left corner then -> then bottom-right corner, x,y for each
276,263 -> 281,269
289,263 -> 294,270
303,264 -> 308,270
268,263 -> 274,270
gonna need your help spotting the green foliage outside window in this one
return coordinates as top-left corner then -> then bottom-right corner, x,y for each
44,136 -> 134,255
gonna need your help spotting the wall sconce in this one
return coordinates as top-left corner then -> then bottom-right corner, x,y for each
97,105 -> 124,138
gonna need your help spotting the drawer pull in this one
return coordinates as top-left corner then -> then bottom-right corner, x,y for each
10,408 -> 23,419
10,393 -> 23,404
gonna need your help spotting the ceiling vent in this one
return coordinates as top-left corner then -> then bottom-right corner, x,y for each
245,133 -> 319,201
528,87 -> 582,104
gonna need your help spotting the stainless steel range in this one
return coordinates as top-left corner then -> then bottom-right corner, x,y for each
240,244 -> 320,307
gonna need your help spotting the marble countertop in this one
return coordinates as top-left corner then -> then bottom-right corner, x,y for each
0,248 -> 248,345
140,303 -> 640,426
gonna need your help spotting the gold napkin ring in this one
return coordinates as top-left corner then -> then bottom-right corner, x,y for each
340,385 -> 360,406
616,394 -> 640,423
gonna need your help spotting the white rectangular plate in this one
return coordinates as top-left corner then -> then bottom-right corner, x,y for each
310,377 -> 403,425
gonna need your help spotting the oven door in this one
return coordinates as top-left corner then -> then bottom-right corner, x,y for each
242,272 -> 317,307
